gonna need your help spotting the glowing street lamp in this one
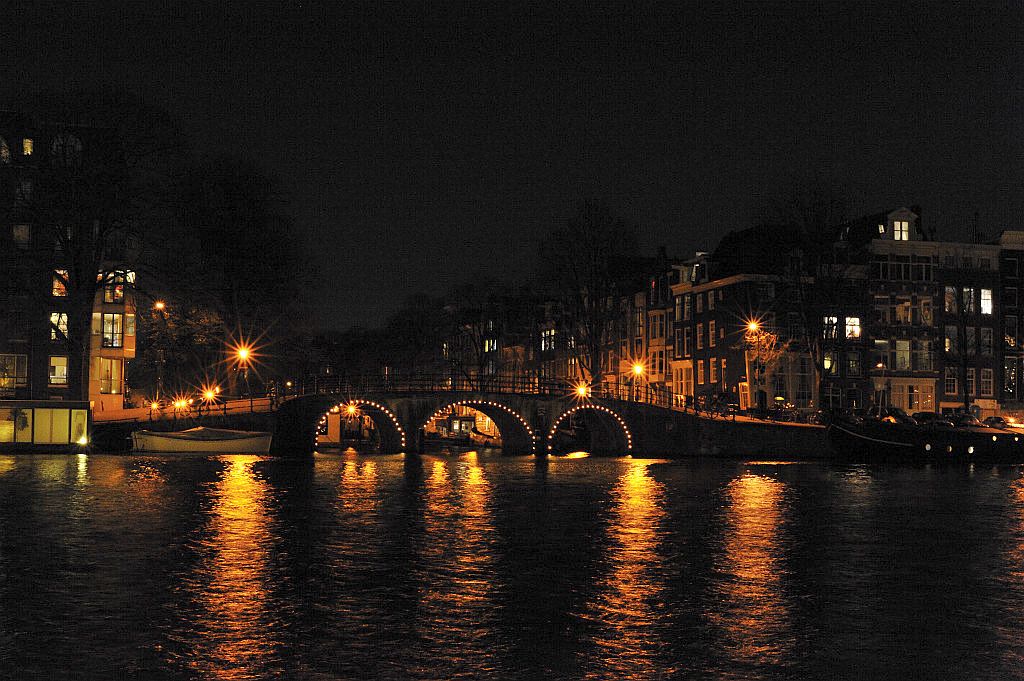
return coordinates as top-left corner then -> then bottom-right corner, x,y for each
233,344 -> 255,413
573,381 -> 591,399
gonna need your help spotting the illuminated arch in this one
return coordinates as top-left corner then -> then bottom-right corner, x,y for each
546,404 -> 633,453
420,399 -> 537,453
316,399 -> 406,450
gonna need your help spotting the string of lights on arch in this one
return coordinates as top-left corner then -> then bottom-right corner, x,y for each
316,399 -> 406,449
422,399 -> 538,452
547,404 -> 633,452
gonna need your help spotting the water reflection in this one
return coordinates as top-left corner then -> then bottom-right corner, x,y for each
709,473 -> 794,669
415,453 -> 500,674
183,456 -> 278,679
581,460 -> 669,679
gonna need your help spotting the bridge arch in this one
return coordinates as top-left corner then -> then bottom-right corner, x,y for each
419,399 -> 537,454
546,404 -> 633,454
316,398 -> 407,452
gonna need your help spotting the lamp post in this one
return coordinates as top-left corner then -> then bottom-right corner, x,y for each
631,362 -> 645,402
153,301 -> 167,401
874,361 -> 888,409
236,345 -> 253,413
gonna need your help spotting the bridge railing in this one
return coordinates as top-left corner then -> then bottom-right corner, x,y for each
291,373 -> 675,409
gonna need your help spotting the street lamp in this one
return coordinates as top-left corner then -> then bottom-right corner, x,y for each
631,362 -> 646,402
233,344 -> 254,413
153,301 -> 168,400
874,361 -> 888,409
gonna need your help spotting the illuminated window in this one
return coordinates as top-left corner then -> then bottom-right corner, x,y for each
483,338 -> 497,352
50,313 -> 68,341
822,315 -> 838,339
944,286 -> 957,313
696,323 -> 704,350
944,325 -> 957,353
540,328 -> 556,352
708,320 -> 716,347
962,288 -> 976,314
845,317 -> 861,338
967,368 -> 976,397
101,313 -> 124,348
103,272 -> 128,303
878,223 -> 885,234
52,270 -> 68,297
697,360 -> 705,384
22,138 -> 33,155
96,357 -> 122,394
48,356 -> 68,385
710,358 -> 718,383
944,367 -> 958,395
981,289 -> 992,315
894,220 -> 909,240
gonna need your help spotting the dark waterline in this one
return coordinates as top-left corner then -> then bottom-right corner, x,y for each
1,450 -> 1023,679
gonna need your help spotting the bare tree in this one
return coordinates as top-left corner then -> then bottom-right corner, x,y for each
539,200 -> 640,387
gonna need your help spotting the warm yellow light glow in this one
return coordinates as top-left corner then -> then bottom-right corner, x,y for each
204,390 -> 216,401
632,363 -> 645,376
575,382 -> 590,397
150,401 -> 160,410
77,435 -> 89,446
237,347 -> 250,361
214,386 -> 221,394
154,301 -> 165,311
174,399 -> 187,409
346,404 -> 358,416
285,381 -> 292,388
747,321 -> 759,332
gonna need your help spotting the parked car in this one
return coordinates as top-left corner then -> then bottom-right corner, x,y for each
983,416 -> 1015,429
913,412 -> 955,428
951,413 -> 987,428
866,406 -> 918,425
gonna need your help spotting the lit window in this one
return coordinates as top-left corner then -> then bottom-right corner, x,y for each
541,328 -> 556,352
50,313 -> 68,341
981,289 -> 993,315
101,313 -> 124,348
708,320 -> 716,347
97,357 -> 122,394
962,288 -> 976,314
845,317 -> 861,338
48,356 -> 68,385
697,360 -> 705,384
822,316 -> 838,339
22,138 -> 33,155
894,220 -> 909,240
878,224 -> 885,234
52,270 -> 68,297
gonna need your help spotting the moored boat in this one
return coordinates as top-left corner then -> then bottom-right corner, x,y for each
131,427 -> 273,453
827,417 -> 1024,462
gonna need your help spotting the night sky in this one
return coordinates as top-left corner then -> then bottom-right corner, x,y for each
1,2 -> 1021,329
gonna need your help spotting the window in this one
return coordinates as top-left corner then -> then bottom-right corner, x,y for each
12,224 -> 30,249
697,360 -> 705,385
1008,258 -> 1020,278
48,356 -> 68,385
846,352 -> 861,377
656,350 -> 665,375
945,326 -> 958,354
894,220 -> 910,240
1007,288 -> 1019,308
845,317 -> 861,339
895,298 -> 913,325
981,327 -> 993,356
944,287 -> 957,313
822,315 -> 838,339
683,295 -> 692,321
50,313 -> 68,341
708,292 -> 715,311
980,289 -> 993,315
696,294 -> 703,314
945,367 -> 958,396
483,338 -> 497,352
878,223 -> 886,235
921,300 -> 933,326
896,340 -> 911,371
696,323 -> 704,350
540,328 -> 556,351
22,138 -> 33,156
874,339 -> 891,368
710,358 -> 718,383
966,327 -> 977,355
962,288 -> 976,314
708,320 -> 716,348
981,369 -> 994,397
0,354 -> 28,389
17,179 -> 31,202
824,351 -> 838,376
721,358 -> 727,382
0,136 -> 8,163
1006,360 -> 1018,401
96,357 -> 122,394
967,368 -> 976,397
1006,316 -> 1018,348
50,133 -> 82,168
914,341 -> 934,371
102,313 -> 124,348
683,327 -> 692,356
103,273 -> 128,303
52,270 -> 68,297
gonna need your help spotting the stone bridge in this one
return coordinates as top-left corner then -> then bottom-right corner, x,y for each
270,375 -> 681,456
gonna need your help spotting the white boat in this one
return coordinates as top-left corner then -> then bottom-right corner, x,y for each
131,427 -> 273,453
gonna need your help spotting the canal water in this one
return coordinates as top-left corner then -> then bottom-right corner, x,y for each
2,451 -> 1024,680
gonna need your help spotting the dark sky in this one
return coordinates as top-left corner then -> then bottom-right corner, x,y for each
2,2 -> 1021,329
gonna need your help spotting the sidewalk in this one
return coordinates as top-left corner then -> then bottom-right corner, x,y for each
92,397 -> 274,423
